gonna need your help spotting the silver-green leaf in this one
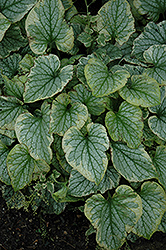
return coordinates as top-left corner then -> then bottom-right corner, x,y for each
0,140 -> 11,185
153,146 -> 166,190
0,13 -> 11,42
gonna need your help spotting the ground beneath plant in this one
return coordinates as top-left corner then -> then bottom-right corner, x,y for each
0,192 -> 166,250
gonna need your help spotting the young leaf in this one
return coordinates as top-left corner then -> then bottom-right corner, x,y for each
25,0 -> 74,54
105,101 -> 143,148
0,13 -> 11,42
119,75 -> 160,107
153,146 -> 166,190
0,0 -> 37,22
132,181 -> 166,239
24,54 -> 73,103
62,123 -> 109,185
19,54 -> 34,73
97,0 -> 135,45
50,93 -> 88,136
84,185 -> 142,250
111,142 -> 157,182
69,84 -> 107,116
84,58 -> 130,97
0,140 -> 11,185
15,102 -> 53,163
0,96 -> 26,130
149,87 -> 166,141
0,25 -> 27,59
132,21 -> 166,61
133,0 -> 166,21
143,45 -> 166,84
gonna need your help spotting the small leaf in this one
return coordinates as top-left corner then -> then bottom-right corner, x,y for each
0,140 -> 11,185
0,13 -> 11,42
19,54 -> 34,73
24,54 -> 73,103
133,0 -> 166,21
85,58 -> 130,97
105,101 -> 143,148
143,45 -> 166,84
69,84 -> 107,116
50,93 -> 88,136
84,185 -> 142,250
0,25 -> 27,59
132,21 -> 166,61
7,144 -> 35,191
0,96 -> 26,130
68,167 -> 120,197
111,142 -> 157,182
77,32 -> 93,47
153,146 -> 166,190
97,0 -> 135,45
15,102 -> 53,163
0,0 -> 37,22
149,86 -> 166,141
132,181 -> 166,239
62,123 -> 109,185
119,75 -> 160,107
25,0 -> 74,54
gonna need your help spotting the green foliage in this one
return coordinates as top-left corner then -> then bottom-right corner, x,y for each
1,0 -> 166,249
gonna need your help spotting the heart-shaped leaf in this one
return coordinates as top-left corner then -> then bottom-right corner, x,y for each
84,58 -> 130,97
84,185 -> 142,250
149,86 -> 166,140
0,0 -> 37,22
153,146 -> 166,190
0,13 -> 11,41
50,93 -> 88,136
24,54 -> 73,103
97,0 -> 135,45
0,96 -> 26,130
133,0 -> 166,21
7,144 -> 50,191
111,142 -> 157,182
105,101 -> 143,148
119,75 -> 160,107
25,0 -> 74,54
62,123 -> 109,185
143,45 -> 166,84
15,102 -> 53,163
132,181 -> 166,239
0,140 -> 11,185
132,21 -> 166,61
68,167 -> 120,197
69,84 -> 107,116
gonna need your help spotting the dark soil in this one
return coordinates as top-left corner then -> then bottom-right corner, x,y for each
1,191 -> 166,250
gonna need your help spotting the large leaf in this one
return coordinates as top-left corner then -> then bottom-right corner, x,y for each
132,21 -> 166,61
97,0 -> 135,45
15,102 -> 53,163
84,58 -> 130,97
0,25 -> 27,58
111,142 -> 157,182
0,0 -> 37,22
153,146 -> 166,190
50,93 -> 88,136
0,140 -> 11,185
25,0 -> 74,54
68,167 -> 120,197
149,86 -> 166,141
0,96 -> 26,130
143,45 -> 166,84
62,123 -> 109,185
133,0 -> 166,21
105,101 -> 143,148
119,75 -> 160,107
132,181 -> 166,239
24,54 -> 73,103
84,185 -> 142,250
69,84 -> 108,116
7,144 -> 50,191
0,13 -> 11,41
